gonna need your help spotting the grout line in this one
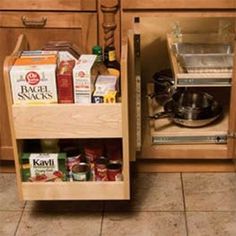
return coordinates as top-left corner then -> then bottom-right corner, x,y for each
13,202 -> 27,236
180,173 -> 189,236
99,201 -> 105,236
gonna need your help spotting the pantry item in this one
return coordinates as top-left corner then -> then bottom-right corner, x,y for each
92,75 -> 118,103
10,56 -> 58,104
72,163 -> 90,181
95,156 -> 108,181
107,163 -> 122,181
73,54 -> 97,103
21,153 -> 66,182
57,60 -> 75,103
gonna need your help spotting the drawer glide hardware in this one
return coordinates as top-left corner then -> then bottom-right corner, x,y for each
152,135 -> 227,144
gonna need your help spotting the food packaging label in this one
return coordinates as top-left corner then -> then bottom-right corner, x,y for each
73,54 -> 97,103
10,56 -> 58,104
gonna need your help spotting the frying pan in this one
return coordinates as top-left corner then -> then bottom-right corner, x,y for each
149,91 -> 223,127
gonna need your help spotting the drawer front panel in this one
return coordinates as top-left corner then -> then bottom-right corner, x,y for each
123,0 -> 236,9
0,12 -> 97,53
13,104 -> 122,139
0,0 -> 96,11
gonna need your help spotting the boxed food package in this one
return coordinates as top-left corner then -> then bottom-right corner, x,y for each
20,50 -> 58,58
21,153 -> 67,182
73,54 -> 97,103
92,75 -> 118,103
10,56 -> 58,104
57,60 -> 75,103
42,41 -> 80,63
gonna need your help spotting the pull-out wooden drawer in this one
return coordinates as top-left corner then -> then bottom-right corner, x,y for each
122,0 -> 236,10
0,0 -> 96,11
3,34 -> 130,201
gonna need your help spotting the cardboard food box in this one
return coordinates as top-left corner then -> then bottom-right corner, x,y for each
21,153 -> 67,182
73,54 -> 97,103
10,56 -> 58,104
92,75 -> 118,103
57,60 -> 75,103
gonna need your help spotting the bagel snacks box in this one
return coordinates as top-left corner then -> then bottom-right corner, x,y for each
9,53 -> 58,104
21,153 -> 67,182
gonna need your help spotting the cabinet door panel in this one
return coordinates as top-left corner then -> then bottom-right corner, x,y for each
0,0 -> 96,11
0,12 -> 97,160
229,41 -> 236,167
122,0 -> 236,9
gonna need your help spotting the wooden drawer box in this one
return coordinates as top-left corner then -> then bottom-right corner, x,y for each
0,0 -> 97,11
12,104 -> 122,139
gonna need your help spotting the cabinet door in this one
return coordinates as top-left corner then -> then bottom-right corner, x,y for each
0,11 -> 97,160
228,41 -> 236,168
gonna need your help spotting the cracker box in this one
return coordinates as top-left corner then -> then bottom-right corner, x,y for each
92,75 -> 118,103
21,153 -> 67,182
73,54 -> 97,103
57,60 -> 75,103
10,56 -> 58,104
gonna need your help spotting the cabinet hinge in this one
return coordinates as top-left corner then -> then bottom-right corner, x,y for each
227,132 -> 236,139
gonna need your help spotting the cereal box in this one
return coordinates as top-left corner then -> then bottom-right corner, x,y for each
73,54 -> 97,103
10,56 -> 58,104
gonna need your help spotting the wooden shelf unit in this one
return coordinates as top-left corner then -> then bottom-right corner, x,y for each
3,34 -> 131,201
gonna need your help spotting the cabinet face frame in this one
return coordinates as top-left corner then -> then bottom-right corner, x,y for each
121,10 -> 236,160
122,0 -> 236,10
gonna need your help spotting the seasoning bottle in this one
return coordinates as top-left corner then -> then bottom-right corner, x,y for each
92,45 -> 109,75
104,46 -> 121,93
104,46 -> 120,77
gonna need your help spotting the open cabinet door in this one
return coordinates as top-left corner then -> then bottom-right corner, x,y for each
228,40 -> 236,169
127,26 -> 141,161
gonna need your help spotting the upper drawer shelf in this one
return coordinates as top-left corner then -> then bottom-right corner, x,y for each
0,0 -> 97,11
12,103 -> 122,139
122,0 -> 236,10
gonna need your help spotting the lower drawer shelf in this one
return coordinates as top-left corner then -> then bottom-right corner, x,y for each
21,181 -> 129,200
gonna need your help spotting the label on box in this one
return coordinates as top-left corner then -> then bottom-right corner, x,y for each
21,153 -> 67,182
73,54 -> 97,103
29,153 -> 59,177
10,57 -> 58,104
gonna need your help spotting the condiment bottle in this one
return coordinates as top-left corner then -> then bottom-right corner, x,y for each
104,46 -> 121,94
92,45 -> 109,75
104,46 -> 120,77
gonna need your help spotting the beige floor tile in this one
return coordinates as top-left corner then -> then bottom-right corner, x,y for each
0,174 -> 25,210
16,211 -> 102,236
25,200 -> 103,212
182,173 -> 236,211
105,173 -> 184,211
0,211 -> 22,236
102,211 -> 187,236
187,212 -> 236,236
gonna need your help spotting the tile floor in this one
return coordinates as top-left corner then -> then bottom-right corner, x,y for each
1,172 -> 236,236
